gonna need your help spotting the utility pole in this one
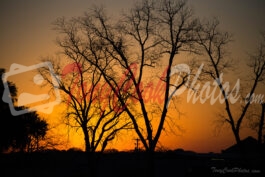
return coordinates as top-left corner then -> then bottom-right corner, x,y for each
133,138 -> 140,151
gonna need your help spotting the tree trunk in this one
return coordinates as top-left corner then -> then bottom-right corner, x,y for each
82,126 -> 97,177
234,130 -> 241,145
232,127 -> 245,154
82,126 -> 90,153
258,103 -> 265,144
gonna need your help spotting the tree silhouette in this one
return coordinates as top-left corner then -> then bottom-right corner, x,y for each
38,56 -> 133,177
195,19 -> 265,147
52,1 -> 199,176
0,68 -> 17,111
247,32 -> 265,145
38,58 -> 132,154
246,32 -> 265,145
53,0 -> 197,154
0,68 -> 48,153
21,109 -> 48,152
8,107 -> 48,152
0,68 -> 17,152
246,103 -> 265,144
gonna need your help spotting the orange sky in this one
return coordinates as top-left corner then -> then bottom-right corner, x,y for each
1,0 -> 265,153
4,61 -> 259,153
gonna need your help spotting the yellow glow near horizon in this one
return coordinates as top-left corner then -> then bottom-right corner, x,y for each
3,59 -> 259,153
38,90 -> 256,153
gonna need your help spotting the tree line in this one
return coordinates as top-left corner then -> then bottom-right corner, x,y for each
0,69 -> 48,153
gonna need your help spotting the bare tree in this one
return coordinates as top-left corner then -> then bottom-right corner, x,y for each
39,57 -> 131,154
52,1 -> 199,176
246,32 -> 265,145
247,32 -> 265,145
38,57 -> 132,176
196,18 -> 265,146
53,0 -> 198,156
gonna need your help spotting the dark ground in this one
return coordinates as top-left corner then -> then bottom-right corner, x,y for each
1,150 -> 264,177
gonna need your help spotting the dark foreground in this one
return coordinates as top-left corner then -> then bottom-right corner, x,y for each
1,150 -> 264,177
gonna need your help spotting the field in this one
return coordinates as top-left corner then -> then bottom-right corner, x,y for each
1,150 -> 264,177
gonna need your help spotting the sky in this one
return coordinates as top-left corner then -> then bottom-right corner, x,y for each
1,0 -> 265,153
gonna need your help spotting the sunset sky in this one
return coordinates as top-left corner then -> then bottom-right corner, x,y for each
1,0 -> 265,153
